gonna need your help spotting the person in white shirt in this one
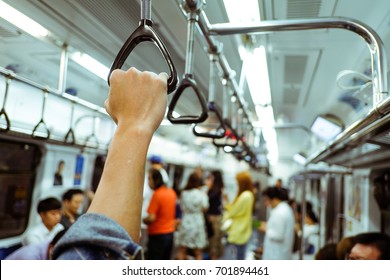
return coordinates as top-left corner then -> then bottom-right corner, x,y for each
259,187 -> 295,260
23,197 -> 64,245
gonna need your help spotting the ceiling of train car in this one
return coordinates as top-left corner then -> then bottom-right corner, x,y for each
1,0 -> 390,177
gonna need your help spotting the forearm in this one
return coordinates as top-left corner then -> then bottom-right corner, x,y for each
88,124 -> 153,243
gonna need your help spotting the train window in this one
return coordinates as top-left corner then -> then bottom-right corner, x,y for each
0,140 -> 41,239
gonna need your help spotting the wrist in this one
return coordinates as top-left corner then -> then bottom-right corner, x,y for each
115,122 -> 155,141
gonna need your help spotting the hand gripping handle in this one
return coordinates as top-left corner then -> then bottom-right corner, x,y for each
108,19 -> 178,94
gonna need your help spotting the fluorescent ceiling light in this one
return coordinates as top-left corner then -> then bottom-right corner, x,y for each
293,153 -> 307,165
223,0 -> 261,22
311,116 -> 342,142
70,52 -> 109,80
255,105 -> 275,127
245,46 -> 271,107
0,1 -> 49,37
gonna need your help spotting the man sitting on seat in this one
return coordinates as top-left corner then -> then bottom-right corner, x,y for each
23,197 -> 64,245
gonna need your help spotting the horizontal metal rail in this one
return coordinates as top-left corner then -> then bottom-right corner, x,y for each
0,67 -> 109,117
306,98 -> 390,163
191,8 -> 388,165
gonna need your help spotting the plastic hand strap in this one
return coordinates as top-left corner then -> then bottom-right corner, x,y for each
0,78 -> 11,133
167,74 -> 208,124
212,120 -> 239,148
192,102 -> 226,138
32,92 -> 50,140
0,108 -> 10,133
64,128 -> 76,145
31,119 -> 51,140
64,101 -> 76,145
108,19 -> 178,94
84,133 -> 99,149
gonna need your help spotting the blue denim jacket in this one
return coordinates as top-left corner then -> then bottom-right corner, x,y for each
52,213 -> 143,260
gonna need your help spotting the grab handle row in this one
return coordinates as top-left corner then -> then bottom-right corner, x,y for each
108,0 -> 178,94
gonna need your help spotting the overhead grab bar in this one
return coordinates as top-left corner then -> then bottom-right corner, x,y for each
207,17 -> 388,104
32,89 -> 51,140
167,5 -> 208,124
108,0 -> 178,94
192,7 -> 390,165
0,75 -> 12,133
64,100 -> 76,145
193,53 -> 226,138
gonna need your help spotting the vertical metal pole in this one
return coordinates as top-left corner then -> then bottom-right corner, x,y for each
208,54 -> 216,102
299,177 -> 307,260
58,44 -> 68,94
185,13 -> 197,76
141,0 -> 152,21
222,80 -> 229,119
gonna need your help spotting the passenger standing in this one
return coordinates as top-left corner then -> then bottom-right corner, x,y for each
205,170 -> 225,260
275,178 -> 289,201
260,187 -> 295,260
222,171 -> 255,260
22,197 -> 64,245
176,172 -> 209,260
303,207 -> 319,254
143,168 -> 177,260
60,189 -> 84,229
149,155 -> 170,186
140,155 -> 169,251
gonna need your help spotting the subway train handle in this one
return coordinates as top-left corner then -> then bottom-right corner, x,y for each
193,53 -> 226,137
107,0 -> 178,94
31,89 -> 51,140
0,76 -> 11,133
64,100 -> 76,145
167,74 -> 208,124
167,6 -> 208,124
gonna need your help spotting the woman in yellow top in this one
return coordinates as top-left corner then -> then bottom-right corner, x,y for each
222,171 -> 255,260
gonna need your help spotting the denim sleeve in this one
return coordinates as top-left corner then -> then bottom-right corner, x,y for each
52,213 -> 143,260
